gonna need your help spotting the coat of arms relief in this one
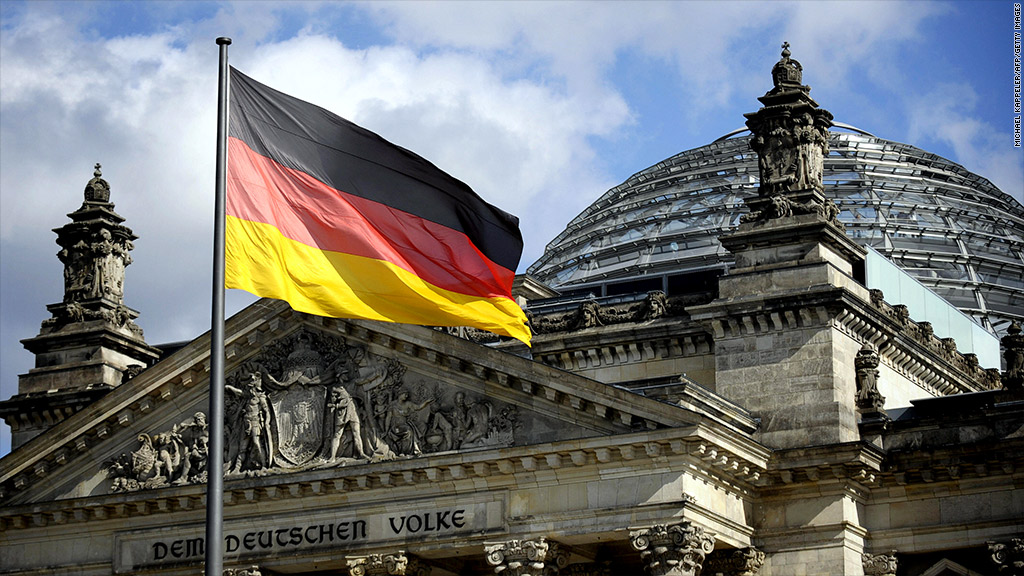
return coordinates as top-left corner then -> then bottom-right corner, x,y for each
108,331 -> 519,492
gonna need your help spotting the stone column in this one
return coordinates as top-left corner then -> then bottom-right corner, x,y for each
484,538 -> 555,575
629,522 -> 715,576
703,547 -> 766,575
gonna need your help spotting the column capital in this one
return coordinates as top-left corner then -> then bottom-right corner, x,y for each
630,522 -> 715,576
348,552 -> 409,576
988,537 -> 1024,573
484,538 -> 551,576
862,550 -> 897,576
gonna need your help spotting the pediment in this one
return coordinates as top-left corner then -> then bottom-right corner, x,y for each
0,298 -> 702,507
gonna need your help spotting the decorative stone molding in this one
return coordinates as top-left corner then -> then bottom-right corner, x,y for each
629,522 -> 716,576
989,537 -> 1024,574
3,425 -> 766,525
855,343 -> 886,413
484,538 -> 551,576
866,290 -> 1001,391
862,550 -> 898,576
704,547 -> 766,575
526,290 -> 685,336
348,552 -> 409,575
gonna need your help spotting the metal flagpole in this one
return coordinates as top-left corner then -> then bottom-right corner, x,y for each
206,36 -> 231,576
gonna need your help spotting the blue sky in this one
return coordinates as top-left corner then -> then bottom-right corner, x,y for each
1,0 -> 1022,455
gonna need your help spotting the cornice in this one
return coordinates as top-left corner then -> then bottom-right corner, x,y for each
0,425 -> 770,532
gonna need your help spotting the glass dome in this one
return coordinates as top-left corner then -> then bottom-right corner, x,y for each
526,129 -> 1024,336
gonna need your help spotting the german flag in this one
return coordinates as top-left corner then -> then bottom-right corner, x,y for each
226,67 -> 531,345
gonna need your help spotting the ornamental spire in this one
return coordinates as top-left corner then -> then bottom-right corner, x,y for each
741,42 -> 837,223
1,164 -> 159,449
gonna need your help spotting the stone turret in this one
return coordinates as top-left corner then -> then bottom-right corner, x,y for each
690,44 -> 868,448
0,165 -> 160,448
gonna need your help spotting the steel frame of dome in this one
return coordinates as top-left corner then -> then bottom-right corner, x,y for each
526,130 -> 1024,335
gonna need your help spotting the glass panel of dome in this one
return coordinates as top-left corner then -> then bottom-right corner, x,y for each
976,266 -> 1024,289
964,234 -> 1004,255
983,291 -> 1024,315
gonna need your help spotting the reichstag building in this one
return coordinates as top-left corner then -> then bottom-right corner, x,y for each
1,45 -> 1022,576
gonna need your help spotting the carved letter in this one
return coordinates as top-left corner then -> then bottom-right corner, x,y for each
436,510 -> 451,530
389,516 -> 406,534
452,509 -> 466,528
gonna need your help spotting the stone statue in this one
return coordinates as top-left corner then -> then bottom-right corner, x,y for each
344,346 -> 400,461
322,380 -> 368,461
1002,322 -> 1024,390
225,372 -> 276,473
855,344 -> 885,413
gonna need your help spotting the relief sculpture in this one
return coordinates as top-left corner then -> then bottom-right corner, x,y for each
109,330 -> 519,491
108,412 -> 209,492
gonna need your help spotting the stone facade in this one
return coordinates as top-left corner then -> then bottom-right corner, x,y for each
1,44 -> 1022,576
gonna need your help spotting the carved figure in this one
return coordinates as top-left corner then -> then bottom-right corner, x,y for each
225,372 -> 276,472
574,300 -> 604,329
385,389 -> 434,455
345,347 -> 399,460
323,384 -> 367,461
743,43 -> 836,222
89,229 -> 117,298
171,412 -> 209,484
152,431 -> 185,481
855,344 -> 885,412
427,391 -> 494,451
108,411 -> 209,492
130,433 -> 160,483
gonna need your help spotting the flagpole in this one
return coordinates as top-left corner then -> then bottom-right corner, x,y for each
206,36 -> 231,576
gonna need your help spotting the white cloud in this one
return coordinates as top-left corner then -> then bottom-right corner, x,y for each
242,33 -> 630,242
907,83 -> 1024,203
